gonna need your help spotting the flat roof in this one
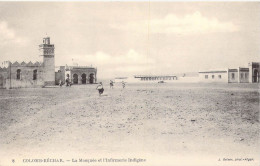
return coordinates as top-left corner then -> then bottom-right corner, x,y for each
228,69 -> 238,72
199,71 -> 227,74
115,77 -> 128,79
134,75 -> 177,78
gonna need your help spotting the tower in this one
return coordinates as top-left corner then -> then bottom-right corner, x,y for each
39,36 -> 55,86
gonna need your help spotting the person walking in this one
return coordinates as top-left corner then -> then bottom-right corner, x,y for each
59,80 -> 63,87
110,80 -> 114,89
122,81 -> 125,89
66,78 -> 71,87
96,82 -> 104,96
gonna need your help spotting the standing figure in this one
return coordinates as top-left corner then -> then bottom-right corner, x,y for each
110,80 -> 114,89
66,78 -> 69,86
59,80 -> 63,87
65,74 -> 72,87
122,81 -> 125,89
66,78 -> 71,87
96,82 -> 104,96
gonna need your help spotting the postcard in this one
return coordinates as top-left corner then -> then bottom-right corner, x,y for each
0,1 -> 259,166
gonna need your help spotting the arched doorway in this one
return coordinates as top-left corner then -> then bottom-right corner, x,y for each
73,74 -> 78,84
17,69 -> 21,80
89,73 -> 94,84
0,75 -> 4,88
33,69 -> 37,80
253,69 -> 259,83
81,73 -> 86,84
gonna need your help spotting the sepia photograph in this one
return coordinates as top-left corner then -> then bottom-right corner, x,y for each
0,1 -> 259,166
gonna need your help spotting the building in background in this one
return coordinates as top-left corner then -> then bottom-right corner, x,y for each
0,36 -> 97,89
199,67 -> 250,83
119,73 -> 198,83
55,65 -> 97,85
227,63 -> 260,83
0,61 -> 45,89
228,69 -> 238,83
0,37 -> 55,89
0,36 -> 258,88
0,62 -> 9,88
238,67 -> 250,83
134,75 -> 178,82
227,67 -> 249,83
249,62 -> 260,83
199,70 -> 228,83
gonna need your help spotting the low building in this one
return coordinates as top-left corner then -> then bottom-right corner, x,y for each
55,65 -> 97,85
199,70 -> 228,83
0,61 -> 46,89
238,67 -> 250,83
199,67 -> 250,83
115,74 -> 199,83
249,62 -> 260,83
228,68 -> 249,83
134,75 -> 178,82
228,69 -> 238,83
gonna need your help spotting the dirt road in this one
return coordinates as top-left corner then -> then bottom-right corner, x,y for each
0,83 -> 259,166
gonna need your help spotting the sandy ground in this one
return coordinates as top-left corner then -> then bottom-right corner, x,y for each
0,83 -> 259,166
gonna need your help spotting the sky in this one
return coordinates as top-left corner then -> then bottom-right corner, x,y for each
0,2 -> 259,79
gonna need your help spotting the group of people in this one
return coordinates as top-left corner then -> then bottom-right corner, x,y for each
59,79 -> 125,97
96,80 -> 126,96
59,78 -> 72,87
109,80 -> 125,89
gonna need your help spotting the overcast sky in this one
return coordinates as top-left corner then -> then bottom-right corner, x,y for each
0,2 -> 259,79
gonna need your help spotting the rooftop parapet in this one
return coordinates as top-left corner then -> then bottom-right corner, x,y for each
199,69 -> 228,73
9,61 -> 43,67
0,67 -> 8,72
228,69 -> 238,72
65,65 -> 96,70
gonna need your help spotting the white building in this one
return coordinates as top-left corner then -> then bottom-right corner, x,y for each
199,67 -> 250,83
134,75 -> 178,83
198,70 -> 228,83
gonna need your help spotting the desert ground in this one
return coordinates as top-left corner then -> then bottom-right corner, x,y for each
0,83 -> 259,166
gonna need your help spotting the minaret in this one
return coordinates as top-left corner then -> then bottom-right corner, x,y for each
39,36 -> 55,86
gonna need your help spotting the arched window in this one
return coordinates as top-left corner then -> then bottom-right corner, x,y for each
17,69 -> 21,80
33,70 -> 37,80
81,73 -> 87,84
0,74 -> 3,87
89,73 -> 94,84
73,74 -> 78,84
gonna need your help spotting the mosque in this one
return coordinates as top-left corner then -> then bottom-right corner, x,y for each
0,36 -> 97,89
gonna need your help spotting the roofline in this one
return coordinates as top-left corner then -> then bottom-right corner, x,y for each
134,75 -> 177,77
199,71 -> 227,73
